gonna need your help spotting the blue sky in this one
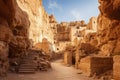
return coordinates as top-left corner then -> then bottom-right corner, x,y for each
43,0 -> 99,23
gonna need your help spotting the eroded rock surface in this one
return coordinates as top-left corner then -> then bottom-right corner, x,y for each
98,0 -> 120,56
0,0 -> 30,76
17,0 -> 56,45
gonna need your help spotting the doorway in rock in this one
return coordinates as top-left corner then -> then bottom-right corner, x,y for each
72,56 -> 75,65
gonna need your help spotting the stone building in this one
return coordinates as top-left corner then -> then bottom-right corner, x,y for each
54,22 -> 71,52
70,20 -> 87,46
34,38 -> 53,55
54,18 -> 97,52
78,17 -> 98,39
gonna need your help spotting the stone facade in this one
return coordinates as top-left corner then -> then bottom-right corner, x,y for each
34,38 -> 53,56
70,21 -> 87,46
64,51 -> 72,66
85,17 -> 97,35
54,20 -> 90,52
78,56 -> 113,76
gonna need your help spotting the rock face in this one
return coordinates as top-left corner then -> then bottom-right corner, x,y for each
0,0 -> 30,76
56,22 -> 71,41
98,0 -> 120,56
34,38 -> 53,57
99,0 -> 120,20
0,42 -> 9,76
113,55 -> 120,80
17,0 -> 56,45
98,0 -> 120,79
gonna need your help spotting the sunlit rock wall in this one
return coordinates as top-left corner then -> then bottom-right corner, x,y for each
17,0 -> 55,45
97,0 -> 120,56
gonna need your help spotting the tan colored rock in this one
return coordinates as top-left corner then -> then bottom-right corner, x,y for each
63,45 -> 76,66
113,55 -> 120,80
64,51 -> 72,66
0,0 -> 30,76
97,0 -> 120,56
0,19 -> 13,43
17,0 -> 55,45
99,0 -> 120,20
34,38 -> 53,57
0,41 -> 9,76
78,56 -> 113,76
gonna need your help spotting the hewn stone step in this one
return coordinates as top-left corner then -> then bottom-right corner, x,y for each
18,70 -> 35,73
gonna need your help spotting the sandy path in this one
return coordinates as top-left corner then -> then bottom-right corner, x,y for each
0,60 -> 93,80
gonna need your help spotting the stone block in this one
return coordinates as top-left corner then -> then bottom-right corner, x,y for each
113,55 -> 120,80
64,51 -> 72,66
78,56 -> 113,76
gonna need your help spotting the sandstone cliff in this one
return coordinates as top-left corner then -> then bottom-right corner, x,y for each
17,0 -> 56,45
98,0 -> 120,56
0,0 -> 30,76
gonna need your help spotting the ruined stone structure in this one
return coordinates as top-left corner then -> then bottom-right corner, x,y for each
54,22 -> 71,52
79,56 -> 113,76
56,22 -> 71,42
76,0 -> 120,79
113,55 -> 120,80
86,17 -> 97,34
70,21 -> 87,46
0,0 -> 120,79
34,38 -> 53,56
54,20 -> 97,52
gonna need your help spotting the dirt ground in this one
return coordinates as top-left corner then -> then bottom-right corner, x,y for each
0,60 -> 94,80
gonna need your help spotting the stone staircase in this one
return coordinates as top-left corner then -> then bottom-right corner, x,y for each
18,52 -> 37,73
17,49 -> 51,73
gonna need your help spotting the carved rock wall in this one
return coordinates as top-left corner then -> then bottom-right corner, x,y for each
0,0 -> 30,76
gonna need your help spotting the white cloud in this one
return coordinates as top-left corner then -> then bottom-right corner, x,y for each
48,0 -> 62,11
70,9 -> 81,20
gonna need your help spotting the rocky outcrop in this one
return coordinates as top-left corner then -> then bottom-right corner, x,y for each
98,0 -> 120,79
0,0 -> 30,76
17,0 -> 56,45
97,0 -> 120,56
0,41 -> 9,76
98,0 -> 120,20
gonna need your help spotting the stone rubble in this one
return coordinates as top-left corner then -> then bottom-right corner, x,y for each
18,49 -> 51,73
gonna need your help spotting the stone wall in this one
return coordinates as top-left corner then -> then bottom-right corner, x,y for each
63,45 -> 76,66
113,55 -> 120,80
78,56 -> 113,76
34,38 -> 53,56
64,51 -> 72,66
